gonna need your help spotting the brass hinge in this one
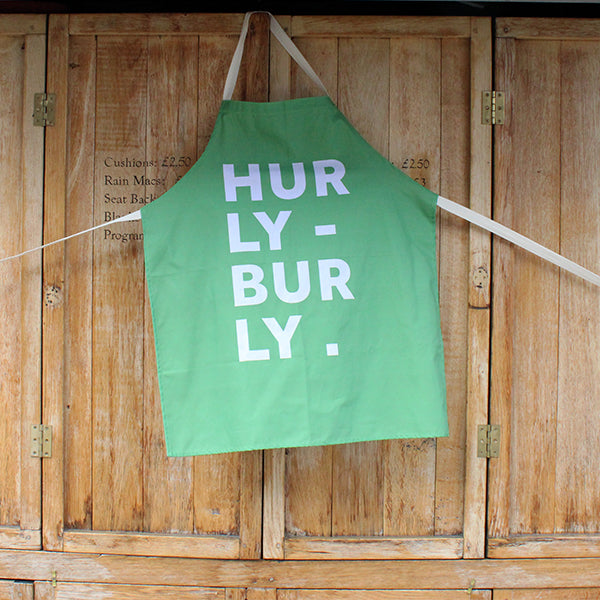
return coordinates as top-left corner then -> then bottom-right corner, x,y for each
482,91 -> 505,125
33,93 -> 56,127
477,424 -> 500,458
31,424 -> 52,458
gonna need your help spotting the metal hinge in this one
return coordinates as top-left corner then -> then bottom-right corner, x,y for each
482,91 -> 505,125
31,425 -> 52,458
33,93 -> 56,127
477,424 -> 500,458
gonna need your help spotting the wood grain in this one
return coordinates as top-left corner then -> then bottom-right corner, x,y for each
489,38 -> 561,540
462,17 -> 492,560
143,35 -> 197,536
92,35 -> 147,534
63,530 -> 239,558
0,15 -> 45,34
489,535 -> 600,558
69,13 -> 244,35
498,18 -> 600,40
284,536 -> 462,559
436,36 -> 471,539
279,592 -> 489,600
43,13 -> 69,552
52,583 -> 224,600
386,37 -> 441,539
3,551 -> 600,589
290,16 -> 471,39
64,34 -> 95,534
556,41 -> 600,535
0,32 -> 25,527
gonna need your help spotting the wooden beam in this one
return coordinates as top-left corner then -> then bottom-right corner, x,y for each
2,552 -> 600,589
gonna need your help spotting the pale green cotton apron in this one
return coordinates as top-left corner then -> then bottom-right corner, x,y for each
141,13 -> 448,456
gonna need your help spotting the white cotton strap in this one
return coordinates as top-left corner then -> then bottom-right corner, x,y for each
0,210 -> 141,264
438,195 -> 600,287
222,11 -> 329,101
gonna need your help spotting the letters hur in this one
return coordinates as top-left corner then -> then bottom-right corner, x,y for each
224,161 -> 353,362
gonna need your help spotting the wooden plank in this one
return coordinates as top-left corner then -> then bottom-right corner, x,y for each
495,591 -> 600,600
498,18 -> 600,40
3,552 -> 600,588
488,39 -> 561,541
331,442 -> 384,536
328,36 -> 389,540
33,583 -> 53,600
556,41 -> 600,535
63,530 -> 239,558
292,37 -> 338,102
197,35 -> 238,151
194,453 -> 241,536
269,15 -> 292,102
63,34 -> 95,534
284,536 -> 462,560
436,36 -> 470,539
285,446 -> 333,538
0,14 -> 46,34
43,13 -> 70,552
385,36 -> 441,539
12,582 -> 34,600
279,592 -> 489,600
143,35 -> 197,536
242,12 -> 269,102
263,449 -> 285,559
339,37 -> 389,156
247,590 -> 277,600
489,535 -> 600,558
53,583 -> 224,600
226,590 -> 247,600
0,27 -> 45,547
19,31 -> 45,538
462,17 -> 492,560
70,13 -> 244,35
0,32 -> 25,532
239,450 -> 263,559
91,34 -> 147,534
0,527 -> 40,549
290,16 -> 471,39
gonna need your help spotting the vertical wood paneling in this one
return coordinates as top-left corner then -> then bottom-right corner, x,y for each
18,31 -> 45,537
0,23 -> 46,546
490,39 -> 562,539
197,35 -> 238,153
462,16 -> 492,559
331,37 -> 391,538
556,41 -> 600,534
43,13 -> 69,551
64,34 -> 96,532
0,29 -> 25,530
143,36 -> 197,534
92,35 -> 148,532
386,37 -> 442,537
437,37 -> 470,537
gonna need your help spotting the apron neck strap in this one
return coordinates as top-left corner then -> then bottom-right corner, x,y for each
223,12 -> 329,101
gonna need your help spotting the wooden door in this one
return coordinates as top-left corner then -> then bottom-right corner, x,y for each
0,15 -> 46,551
263,16 -> 493,560
41,12 -> 494,561
42,13 -> 263,557
490,18 -> 600,558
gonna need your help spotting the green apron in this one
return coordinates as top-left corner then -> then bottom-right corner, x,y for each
141,14 -> 448,456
